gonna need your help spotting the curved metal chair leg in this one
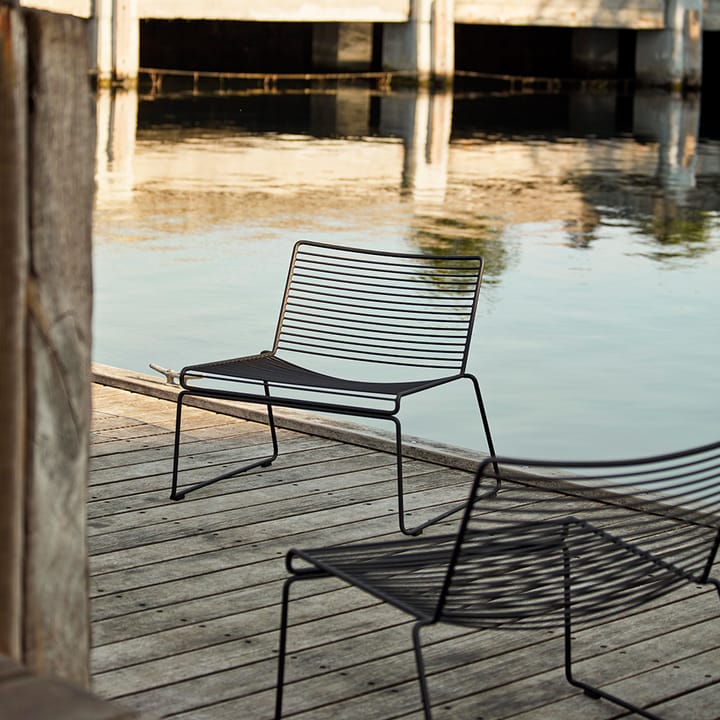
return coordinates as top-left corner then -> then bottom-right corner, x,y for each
466,373 -> 500,478
412,621 -> 435,720
275,575 -> 295,720
394,417 -> 460,536
275,569 -> 328,719
170,384 -> 280,500
563,532 -> 664,720
170,390 -> 188,500
394,382 -> 499,536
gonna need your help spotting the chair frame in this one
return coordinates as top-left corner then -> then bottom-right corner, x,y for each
170,240 -> 497,536
275,441 -> 720,719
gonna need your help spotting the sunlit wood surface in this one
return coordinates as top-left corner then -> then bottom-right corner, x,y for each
89,384 -> 720,720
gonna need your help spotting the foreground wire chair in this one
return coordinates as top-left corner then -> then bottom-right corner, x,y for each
171,240 -> 496,535
275,440 -> 720,719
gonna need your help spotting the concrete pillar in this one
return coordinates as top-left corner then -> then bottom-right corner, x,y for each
90,0 -> 138,86
113,0 -> 139,86
312,22 -> 373,71
92,0 -> 113,86
636,0 -> 702,89
382,0 -> 454,86
571,29 -> 619,76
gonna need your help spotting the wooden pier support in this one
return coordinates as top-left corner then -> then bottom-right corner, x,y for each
382,0 -> 454,86
0,2 -> 95,687
112,0 -> 139,86
90,0 -> 139,87
636,0 -> 703,89
93,0 -> 113,85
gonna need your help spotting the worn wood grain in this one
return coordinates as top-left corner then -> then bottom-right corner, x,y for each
89,385 -> 720,719
0,2 -> 27,664
20,8 -> 96,686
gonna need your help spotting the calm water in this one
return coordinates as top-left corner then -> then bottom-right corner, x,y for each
93,88 -> 720,460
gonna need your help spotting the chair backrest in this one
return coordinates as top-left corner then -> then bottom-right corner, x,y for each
437,441 -> 720,630
272,241 -> 485,377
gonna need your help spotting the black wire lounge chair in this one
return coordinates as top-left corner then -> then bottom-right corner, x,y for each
275,440 -> 720,719
170,241 -> 497,536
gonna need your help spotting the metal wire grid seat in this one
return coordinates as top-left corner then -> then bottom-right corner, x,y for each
170,241 -> 497,536
275,440 -> 720,719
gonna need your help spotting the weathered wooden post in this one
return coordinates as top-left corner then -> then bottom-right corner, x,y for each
0,0 -> 94,687
0,0 -> 28,668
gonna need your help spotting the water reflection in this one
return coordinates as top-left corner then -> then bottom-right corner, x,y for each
93,87 -> 720,459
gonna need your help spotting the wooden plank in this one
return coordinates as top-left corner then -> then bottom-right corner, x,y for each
89,426 -> 330,482
506,628 -> 720,719
91,583 -> 382,672
264,600 -> 720,720
651,679 -> 720,719
90,411 -> 242,442
91,562 -> 719,679
87,387 -> 720,718
100,590 -> 718,718
86,474 -> 474,585
88,447 -> 434,517
87,457 -> 437,548
88,507 -> 431,623
90,425 -> 299,473
86,435 -> 354,510
90,421 -> 281,466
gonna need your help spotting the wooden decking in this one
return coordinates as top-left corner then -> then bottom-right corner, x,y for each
89,382 -> 720,720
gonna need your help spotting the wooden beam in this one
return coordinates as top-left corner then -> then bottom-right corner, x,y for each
22,8 -> 95,687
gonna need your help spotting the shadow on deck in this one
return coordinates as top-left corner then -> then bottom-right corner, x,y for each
89,379 -> 720,720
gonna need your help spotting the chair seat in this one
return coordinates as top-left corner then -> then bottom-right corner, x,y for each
289,519 -> 692,631
290,534 -> 458,621
182,352 -> 460,409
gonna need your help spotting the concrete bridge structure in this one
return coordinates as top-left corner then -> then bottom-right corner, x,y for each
20,0 -> 718,89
